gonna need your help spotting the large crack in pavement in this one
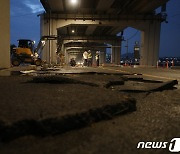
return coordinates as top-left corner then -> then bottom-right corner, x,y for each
0,71 -> 178,144
29,73 -> 178,93
0,100 -> 136,143
30,75 -> 99,87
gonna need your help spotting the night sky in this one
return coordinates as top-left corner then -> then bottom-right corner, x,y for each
10,0 -> 180,57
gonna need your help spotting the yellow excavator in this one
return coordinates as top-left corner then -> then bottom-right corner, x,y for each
11,39 -> 42,66
11,36 -> 57,66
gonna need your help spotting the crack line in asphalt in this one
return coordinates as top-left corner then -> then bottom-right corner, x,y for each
102,68 -> 178,80
0,100 -> 136,143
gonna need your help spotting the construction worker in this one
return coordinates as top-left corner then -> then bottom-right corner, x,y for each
95,51 -> 100,67
83,50 -> 88,66
70,58 -> 76,67
87,50 -> 92,67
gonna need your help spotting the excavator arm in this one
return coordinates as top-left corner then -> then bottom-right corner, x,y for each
35,35 -> 58,56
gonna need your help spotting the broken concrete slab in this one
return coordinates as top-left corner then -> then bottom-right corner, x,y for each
122,76 -> 163,83
29,72 -> 127,89
151,80 -> 178,92
0,75 -> 136,124
105,81 -> 125,89
31,75 -> 99,87
0,66 -> 179,154
0,100 -> 136,143
116,80 -> 178,93
30,74 -> 178,93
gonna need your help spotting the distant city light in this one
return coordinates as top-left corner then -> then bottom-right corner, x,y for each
71,0 -> 77,5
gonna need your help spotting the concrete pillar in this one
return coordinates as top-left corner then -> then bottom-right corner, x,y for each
40,16 -> 57,64
100,48 -> 106,64
140,21 -> 161,66
92,50 -> 96,66
65,48 -> 69,65
50,19 -> 57,64
111,47 -> 114,64
111,41 -> 121,65
0,0 -> 10,68
61,43 -> 65,55
40,15 -> 50,63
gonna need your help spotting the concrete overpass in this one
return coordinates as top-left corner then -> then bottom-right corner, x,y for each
40,0 -> 169,66
0,0 -> 169,68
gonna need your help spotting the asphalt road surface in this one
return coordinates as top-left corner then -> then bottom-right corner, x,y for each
0,66 -> 180,154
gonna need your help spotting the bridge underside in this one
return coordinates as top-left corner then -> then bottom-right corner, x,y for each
40,0 -> 169,66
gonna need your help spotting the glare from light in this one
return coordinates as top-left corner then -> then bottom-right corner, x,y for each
35,53 -> 39,58
72,30 -> 75,33
41,40 -> 46,46
71,0 -> 77,5
41,40 -> 45,43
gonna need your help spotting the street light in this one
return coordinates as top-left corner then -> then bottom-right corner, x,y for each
71,0 -> 78,5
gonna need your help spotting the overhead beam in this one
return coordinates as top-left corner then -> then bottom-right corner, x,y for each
131,0 -> 169,13
62,0 -> 66,12
67,47 -> 107,52
48,0 -> 64,12
117,0 -> 133,14
63,40 -> 109,44
138,0 -> 169,13
42,13 -> 164,21
66,44 -> 108,49
110,26 -> 127,35
119,0 -> 139,14
41,0 -> 170,14
65,42 -> 107,47
60,35 -> 122,41
85,26 -> 97,35
66,46 -> 111,51
96,0 -> 115,12
66,47 -> 84,50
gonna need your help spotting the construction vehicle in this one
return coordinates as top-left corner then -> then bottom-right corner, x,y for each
11,39 -> 42,66
11,36 -> 57,66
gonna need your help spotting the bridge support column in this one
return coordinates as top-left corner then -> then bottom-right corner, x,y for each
40,16 -> 57,64
111,41 -> 121,65
0,0 -> 10,68
140,21 -> 161,66
100,49 -> 106,65
64,48 -> 69,65
61,43 -> 65,55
